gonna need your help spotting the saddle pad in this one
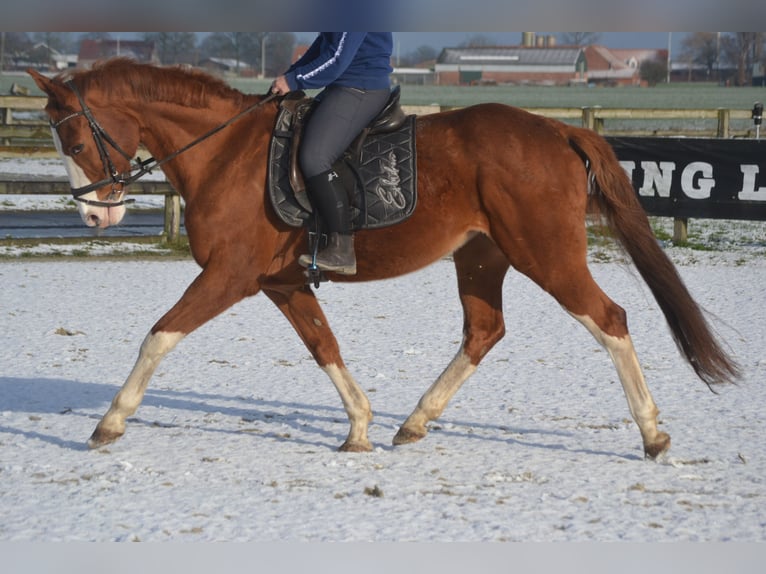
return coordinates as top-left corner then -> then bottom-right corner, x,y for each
352,115 -> 417,230
268,109 -> 417,230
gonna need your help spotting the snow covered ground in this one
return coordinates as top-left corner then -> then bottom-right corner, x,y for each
2,226 -> 766,542
2,156 -> 766,544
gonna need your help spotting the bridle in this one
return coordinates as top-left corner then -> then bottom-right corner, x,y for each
51,79 -> 278,208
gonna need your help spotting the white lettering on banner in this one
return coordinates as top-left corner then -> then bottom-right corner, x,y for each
738,165 -> 766,200
681,162 -> 715,199
619,161 -> 685,198
619,160 -> 635,180
639,161 -> 675,197
619,159 -> 766,203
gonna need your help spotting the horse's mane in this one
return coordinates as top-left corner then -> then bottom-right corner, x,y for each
60,58 -> 245,108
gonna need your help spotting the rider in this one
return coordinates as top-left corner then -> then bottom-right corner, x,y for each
271,32 -> 393,275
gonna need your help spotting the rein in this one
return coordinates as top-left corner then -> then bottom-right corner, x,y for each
53,80 -> 278,207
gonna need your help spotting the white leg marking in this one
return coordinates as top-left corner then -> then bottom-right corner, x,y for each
322,364 -> 372,448
99,331 -> 184,429
570,312 -> 661,442
401,349 -> 477,435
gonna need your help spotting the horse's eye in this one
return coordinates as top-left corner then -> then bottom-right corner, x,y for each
70,144 -> 84,155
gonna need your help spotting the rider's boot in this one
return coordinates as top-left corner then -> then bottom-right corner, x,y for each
298,169 -> 357,275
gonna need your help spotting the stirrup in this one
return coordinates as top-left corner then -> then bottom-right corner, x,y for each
304,266 -> 327,287
304,224 -> 326,288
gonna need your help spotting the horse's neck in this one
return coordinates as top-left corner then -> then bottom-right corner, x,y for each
137,101 -> 233,152
136,100 -> 245,191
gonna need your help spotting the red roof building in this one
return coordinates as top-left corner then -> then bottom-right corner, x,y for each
584,46 -> 667,86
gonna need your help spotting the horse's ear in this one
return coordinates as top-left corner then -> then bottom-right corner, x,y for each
27,68 -> 66,99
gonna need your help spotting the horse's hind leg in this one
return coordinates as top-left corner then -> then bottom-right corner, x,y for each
263,285 -> 373,452
394,235 -> 509,445
477,169 -> 669,458
568,307 -> 670,459
527,260 -> 669,459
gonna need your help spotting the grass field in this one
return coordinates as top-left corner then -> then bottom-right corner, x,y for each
5,72 -> 765,110
208,77 -> 766,112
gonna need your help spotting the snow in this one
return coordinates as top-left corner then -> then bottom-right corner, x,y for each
2,157 -> 766,543
2,233 -> 766,542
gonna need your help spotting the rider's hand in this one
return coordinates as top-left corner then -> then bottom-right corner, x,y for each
271,76 -> 290,96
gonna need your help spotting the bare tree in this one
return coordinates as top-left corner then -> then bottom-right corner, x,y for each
1,32 -> 32,70
721,32 -> 764,85
399,45 -> 437,67
262,33 -> 296,76
680,32 -> 720,78
143,33 -> 197,65
199,32 -> 261,73
197,33 -> 294,77
558,32 -> 602,46
200,33 -> 233,60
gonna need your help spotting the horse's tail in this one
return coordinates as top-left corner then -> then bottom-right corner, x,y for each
567,127 -> 740,387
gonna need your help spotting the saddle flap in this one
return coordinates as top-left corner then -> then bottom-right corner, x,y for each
273,92 -> 314,212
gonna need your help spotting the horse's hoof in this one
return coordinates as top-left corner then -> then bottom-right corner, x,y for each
338,439 -> 372,453
392,425 -> 426,446
87,427 -> 123,449
644,432 -> 671,460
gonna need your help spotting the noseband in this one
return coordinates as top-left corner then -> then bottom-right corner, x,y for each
51,80 -> 278,208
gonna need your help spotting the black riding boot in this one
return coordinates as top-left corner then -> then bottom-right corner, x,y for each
299,169 -> 357,275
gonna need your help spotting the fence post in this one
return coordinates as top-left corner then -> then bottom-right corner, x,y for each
673,218 -> 688,243
163,193 -> 181,243
1,106 -> 11,145
717,108 -> 730,138
582,106 -> 603,133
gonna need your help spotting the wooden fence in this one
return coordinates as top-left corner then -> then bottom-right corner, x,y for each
1,95 -> 757,144
1,95 -> 762,243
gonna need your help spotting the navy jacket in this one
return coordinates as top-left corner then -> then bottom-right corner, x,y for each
284,32 -> 393,91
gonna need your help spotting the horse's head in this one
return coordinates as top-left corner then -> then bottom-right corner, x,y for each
29,68 -> 141,228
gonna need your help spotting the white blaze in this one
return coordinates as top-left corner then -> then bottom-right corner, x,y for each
51,129 -> 126,228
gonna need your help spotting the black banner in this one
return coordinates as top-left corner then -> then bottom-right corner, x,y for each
606,137 -> 766,221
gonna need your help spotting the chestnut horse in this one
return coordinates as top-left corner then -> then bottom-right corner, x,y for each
30,60 -> 738,459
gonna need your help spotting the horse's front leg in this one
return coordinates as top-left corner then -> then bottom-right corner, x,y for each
88,267 -> 253,448
88,330 -> 183,448
264,285 -> 373,452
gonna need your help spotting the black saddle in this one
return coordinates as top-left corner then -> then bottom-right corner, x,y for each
267,85 -> 418,230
